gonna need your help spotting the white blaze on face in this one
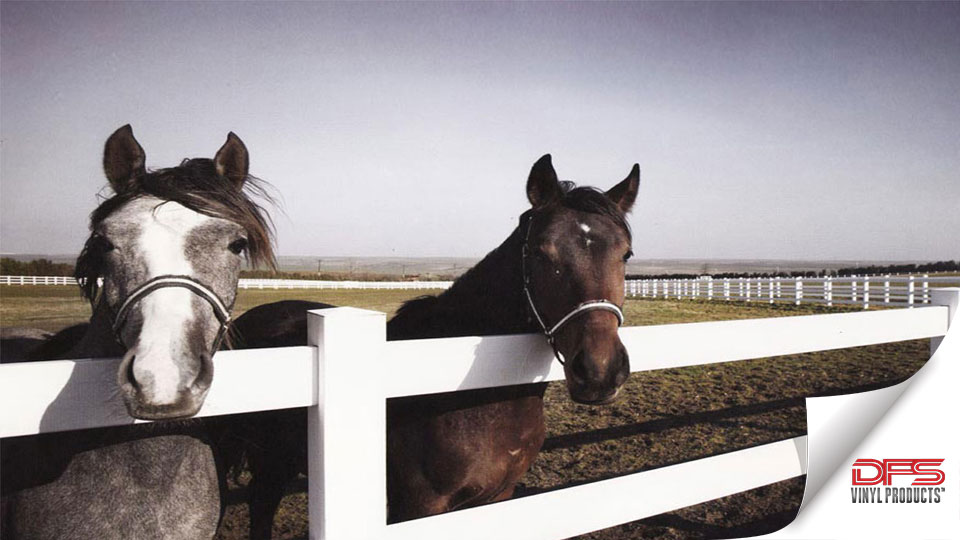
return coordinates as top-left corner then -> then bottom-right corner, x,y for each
579,222 -> 592,246
130,200 -> 214,404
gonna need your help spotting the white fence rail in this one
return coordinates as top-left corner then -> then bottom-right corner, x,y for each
627,275 -> 960,308
0,275 -> 78,286
237,278 -> 453,290
2,289 -> 957,540
6,274 -> 959,307
0,275 -> 452,290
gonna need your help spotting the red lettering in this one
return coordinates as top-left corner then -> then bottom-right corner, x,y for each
852,459 -> 945,486
852,459 -> 884,485
913,460 -> 946,486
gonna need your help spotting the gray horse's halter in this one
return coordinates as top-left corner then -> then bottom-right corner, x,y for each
110,274 -> 233,352
520,213 -> 624,365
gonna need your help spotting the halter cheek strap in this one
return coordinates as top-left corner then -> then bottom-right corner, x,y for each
521,213 -> 625,365
111,275 -> 233,352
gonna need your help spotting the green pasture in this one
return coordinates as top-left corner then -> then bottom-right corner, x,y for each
1,285 -> 929,539
0,285 -> 428,332
1,284 -> 864,332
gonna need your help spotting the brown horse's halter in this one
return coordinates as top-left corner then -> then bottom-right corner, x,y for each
520,213 -> 624,365
110,275 -> 233,353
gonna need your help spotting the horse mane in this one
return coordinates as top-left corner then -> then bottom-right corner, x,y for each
75,158 -> 277,302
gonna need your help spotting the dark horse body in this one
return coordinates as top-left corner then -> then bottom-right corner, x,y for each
231,155 -> 639,534
1,125 -> 274,539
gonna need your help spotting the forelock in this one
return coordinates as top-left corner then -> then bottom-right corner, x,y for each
559,185 -> 632,241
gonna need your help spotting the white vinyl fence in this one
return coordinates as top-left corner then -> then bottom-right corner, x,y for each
236,278 -> 454,290
0,275 -> 452,290
0,275 -> 78,286
2,288 -> 957,540
6,274 -> 959,308
627,275 -> 960,308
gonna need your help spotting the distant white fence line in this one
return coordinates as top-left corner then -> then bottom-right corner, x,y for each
0,275 -> 453,290
6,274 -> 959,307
236,278 -> 454,290
1,275 -> 78,286
2,289 -> 957,540
627,275 -> 960,308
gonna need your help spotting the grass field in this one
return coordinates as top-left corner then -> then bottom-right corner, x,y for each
0,285 -> 424,331
0,285 -> 929,539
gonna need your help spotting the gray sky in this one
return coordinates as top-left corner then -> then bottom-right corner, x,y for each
2,1 -> 958,260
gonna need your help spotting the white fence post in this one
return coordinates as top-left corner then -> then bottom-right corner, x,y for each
922,274 -> 930,304
908,276 -> 915,307
724,279 -> 730,301
768,278 -> 774,304
308,307 -> 387,540
826,277 -> 833,307
863,277 -> 870,309
707,279 -> 713,300
884,275 -> 890,304
795,277 -> 802,306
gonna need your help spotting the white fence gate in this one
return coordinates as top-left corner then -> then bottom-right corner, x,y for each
1,289 -> 957,539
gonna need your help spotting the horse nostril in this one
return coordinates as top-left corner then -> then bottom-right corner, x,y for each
126,355 -> 140,391
570,354 -> 589,385
194,352 -> 214,389
615,353 -> 630,386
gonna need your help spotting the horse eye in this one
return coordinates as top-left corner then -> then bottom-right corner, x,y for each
93,235 -> 115,252
228,238 -> 248,255
623,250 -> 633,262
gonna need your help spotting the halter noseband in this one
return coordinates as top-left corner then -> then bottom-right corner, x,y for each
110,275 -> 233,352
521,213 -> 624,365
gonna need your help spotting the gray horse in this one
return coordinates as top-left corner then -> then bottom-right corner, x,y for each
1,125 -> 275,539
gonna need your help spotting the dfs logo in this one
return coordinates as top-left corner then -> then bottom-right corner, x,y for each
852,459 -> 945,486
851,459 -> 945,504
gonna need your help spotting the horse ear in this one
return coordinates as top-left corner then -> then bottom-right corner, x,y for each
606,164 -> 640,214
214,132 -> 249,189
103,125 -> 145,194
526,154 -> 562,207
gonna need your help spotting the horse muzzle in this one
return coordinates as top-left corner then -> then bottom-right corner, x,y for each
118,348 -> 214,420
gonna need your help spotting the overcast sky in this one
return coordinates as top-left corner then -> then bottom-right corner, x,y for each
1,1 -> 957,261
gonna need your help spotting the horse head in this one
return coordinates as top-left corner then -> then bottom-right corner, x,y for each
76,125 -> 274,419
521,155 -> 639,405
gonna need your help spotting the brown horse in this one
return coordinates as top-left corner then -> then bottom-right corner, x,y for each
1,125 -> 275,539
230,154 -> 639,533
386,154 -> 638,519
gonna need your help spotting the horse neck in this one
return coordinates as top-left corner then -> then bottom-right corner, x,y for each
391,227 -> 537,339
67,303 -> 125,359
